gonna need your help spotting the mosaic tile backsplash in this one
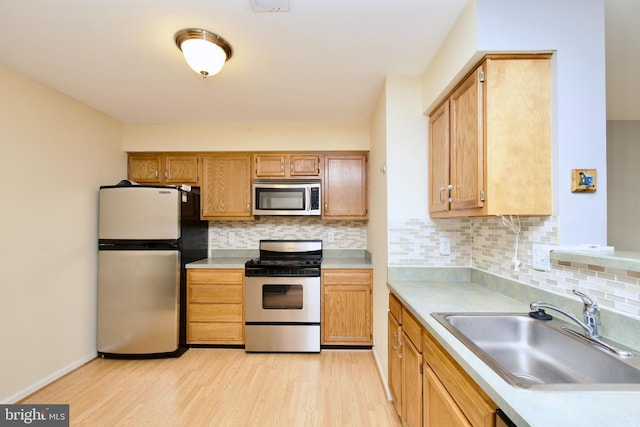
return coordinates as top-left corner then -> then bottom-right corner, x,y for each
208,217 -> 367,250
389,216 -> 640,318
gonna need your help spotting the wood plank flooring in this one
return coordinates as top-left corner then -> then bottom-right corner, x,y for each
20,349 -> 402,426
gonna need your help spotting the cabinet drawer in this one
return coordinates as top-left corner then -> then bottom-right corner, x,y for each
389,293 -> 402,323
188,284 -> 243,303
401,308 -> 422,350
322,270 -> 372,285
187,322 -> 244,344
188,303 -> 243,322
187,269 -> 244,285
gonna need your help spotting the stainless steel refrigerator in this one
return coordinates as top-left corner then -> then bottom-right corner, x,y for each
97,184 -> 207,357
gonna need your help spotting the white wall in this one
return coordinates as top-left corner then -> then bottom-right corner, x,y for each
0,64 -> 125,402
123,123 -> 369,152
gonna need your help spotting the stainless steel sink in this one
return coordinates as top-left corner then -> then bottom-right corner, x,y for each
431,313 -> 640,389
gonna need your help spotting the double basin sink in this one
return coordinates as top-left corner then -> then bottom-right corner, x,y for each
432,312 -> 640,389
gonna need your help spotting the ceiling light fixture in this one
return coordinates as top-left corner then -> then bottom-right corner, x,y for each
174,28 -> 233,78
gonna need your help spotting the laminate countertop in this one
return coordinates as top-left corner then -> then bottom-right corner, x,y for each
185,250 -> 372,270
387,276 -> 640,427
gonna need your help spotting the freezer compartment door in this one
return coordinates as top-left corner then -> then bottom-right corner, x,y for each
98,250 -> 180,354
99,186 -> 180,240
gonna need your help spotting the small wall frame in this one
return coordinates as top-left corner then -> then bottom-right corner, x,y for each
571,169 -> 597,192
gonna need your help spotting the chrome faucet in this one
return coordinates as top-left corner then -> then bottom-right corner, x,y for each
530,289 -> 602,338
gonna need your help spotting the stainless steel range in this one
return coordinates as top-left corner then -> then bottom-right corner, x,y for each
244,240 -> 322,353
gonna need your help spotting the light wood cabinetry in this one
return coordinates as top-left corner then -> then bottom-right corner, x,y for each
128,153 -> 199,185
402,308 -> 423,427
254,153 -> 321,178
429,54 -> 551,218
200,154 -> 253,220
323,153 -> 368,219
388,305 -> 403,417
422,328 -> 497,427
186,269 -> 244,344
321,269 -> 372,346
388,294 -> 423,426
389,293 -> 498,427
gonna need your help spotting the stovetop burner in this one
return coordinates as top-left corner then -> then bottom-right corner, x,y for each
245,240 -> 322,277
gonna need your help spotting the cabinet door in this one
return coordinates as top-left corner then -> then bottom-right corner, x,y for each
450,66 -> 484,211
388,311 -> 403,417
128,153 -> 162,183
255,154 -> 286,177
429,100 -> 451,214
321,270 -> 372,345
402,334 -> 423,427
424,366 -> 471,427
164,154 -> 199,185
201,154 -> 253,220
323,154 -> 368,219
290,154 -> 321,177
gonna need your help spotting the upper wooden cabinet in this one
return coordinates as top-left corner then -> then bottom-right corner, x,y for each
429,54 -> 552,218
128,153 -> 199,185
323,153 -> 368,220
254,153 -> 321,178
200,154 -> 253,220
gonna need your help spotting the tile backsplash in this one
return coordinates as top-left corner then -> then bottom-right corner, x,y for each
389,216 -> 640,318
208,217 -> 367,250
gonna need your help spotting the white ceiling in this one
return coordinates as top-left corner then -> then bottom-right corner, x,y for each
0,0 -> 636,125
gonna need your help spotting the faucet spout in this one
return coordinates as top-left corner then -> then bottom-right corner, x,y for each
529,301 -> 596,337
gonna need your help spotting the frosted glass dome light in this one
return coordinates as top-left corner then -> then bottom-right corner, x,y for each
175,28 -> 233,78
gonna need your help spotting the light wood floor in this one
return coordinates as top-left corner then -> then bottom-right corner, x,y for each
21,349 -> 401,426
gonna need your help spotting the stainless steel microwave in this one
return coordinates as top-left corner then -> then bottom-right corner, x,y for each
253,180 -> 321,216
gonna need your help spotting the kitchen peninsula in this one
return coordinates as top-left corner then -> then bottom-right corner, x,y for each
387,259 -> 640,427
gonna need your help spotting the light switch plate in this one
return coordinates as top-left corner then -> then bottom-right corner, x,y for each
439,238 -> 451,256
532,244 -> 551,271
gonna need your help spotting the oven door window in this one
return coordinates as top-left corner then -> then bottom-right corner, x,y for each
256,188 -> 305,211
262,284 -> 303,309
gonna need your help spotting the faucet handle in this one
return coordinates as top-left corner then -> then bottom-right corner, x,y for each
573,289 -> 598,309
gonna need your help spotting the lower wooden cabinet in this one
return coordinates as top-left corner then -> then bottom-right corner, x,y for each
186,269 -> 244,345
422,328 -> 497,427
424,366 -> 471,427
388,311 -> 403,416
402,309 -> 423,427
388,292 -> 498,427
321,269 -> 372,346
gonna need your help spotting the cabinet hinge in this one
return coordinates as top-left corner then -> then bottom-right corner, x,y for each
479,70 -> 485,82
480,191 -> 485,202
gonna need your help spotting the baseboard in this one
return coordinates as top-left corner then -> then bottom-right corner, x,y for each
371,345 -> 393,401
3,352 -> 97,404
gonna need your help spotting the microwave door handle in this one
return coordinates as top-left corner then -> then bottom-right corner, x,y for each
305,187 -> 311,212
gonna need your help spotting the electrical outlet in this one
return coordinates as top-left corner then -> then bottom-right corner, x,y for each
328,231 -> 335,242
228,232 -> 235,245
439,238 -> 451,256
532,244 -> 551,271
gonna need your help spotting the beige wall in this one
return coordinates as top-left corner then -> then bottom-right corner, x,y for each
369,76 -> 428,395
0,64 -> 125,402
421,0 -> 480,114
123,123 -> 370,152
367,79 -> 389,393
